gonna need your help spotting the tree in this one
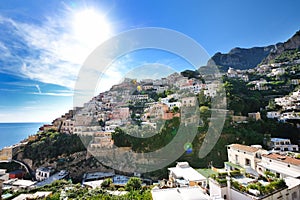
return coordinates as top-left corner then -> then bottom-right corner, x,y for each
267,99 -> 276,110
172,106 -> 179,113
229,96 -> 245,115
199,106 -> 209,113
198,90 -> 207,106
98,119 -> 105,127
125,177 -> 142,191
101,178 -> 113,188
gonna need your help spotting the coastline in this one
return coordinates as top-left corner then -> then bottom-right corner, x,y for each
0,122 -> 47,150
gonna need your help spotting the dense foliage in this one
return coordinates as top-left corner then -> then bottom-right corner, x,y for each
7,179 -> 152,200
22,130 -> 92,162
112,117 -> 180,153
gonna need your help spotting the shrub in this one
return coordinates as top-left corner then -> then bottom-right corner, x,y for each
125,177 -> 142,191
101,178 -> 113,189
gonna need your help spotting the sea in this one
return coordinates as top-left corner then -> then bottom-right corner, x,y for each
0,122 -> 46,149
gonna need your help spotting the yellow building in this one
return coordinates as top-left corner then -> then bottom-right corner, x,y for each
0,147 -> 13,161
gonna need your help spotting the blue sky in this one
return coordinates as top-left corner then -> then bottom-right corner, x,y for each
0,0 -> 299,122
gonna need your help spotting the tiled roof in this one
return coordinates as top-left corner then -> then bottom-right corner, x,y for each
229,144 -> 260,153
263,153 -> 300,166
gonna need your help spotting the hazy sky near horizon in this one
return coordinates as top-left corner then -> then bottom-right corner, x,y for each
0,0 -> 300,122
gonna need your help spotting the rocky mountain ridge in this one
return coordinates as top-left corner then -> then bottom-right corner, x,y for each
208,30 -> 300,71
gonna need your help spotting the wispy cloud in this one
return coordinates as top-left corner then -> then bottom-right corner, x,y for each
35,84 -> 41,94
32,92 -> 73,97
2,81 -> 73,96
0,6 -> 113,89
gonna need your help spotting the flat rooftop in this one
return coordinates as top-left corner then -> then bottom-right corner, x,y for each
83,171 -> 115,182
82,180 -> 103,189
196,168 -> 218,179
284,177 -> 300,189
151,186 -> 211,200
271,138 -> 290,142
169,164 -> 206,182
3,179 -> 36,187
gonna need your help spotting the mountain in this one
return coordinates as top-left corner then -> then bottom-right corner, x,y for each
262,30 -> 300,64
208,30 -> 300,71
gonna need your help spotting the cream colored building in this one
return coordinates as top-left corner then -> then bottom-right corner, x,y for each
181,97 -> 197,107
226,144 -> 268,171
89,132 -> 113,149
248,112 -> 261,121
0,147 -> 13,161
60,119 -> 75,134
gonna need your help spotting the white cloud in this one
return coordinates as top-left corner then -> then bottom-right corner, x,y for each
35,84 -> 41,94
0,7 -> 113,89
32,92 -> 73,97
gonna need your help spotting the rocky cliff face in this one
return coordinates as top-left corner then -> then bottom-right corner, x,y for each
262,30 -> 300,63
208,30 -> 300,71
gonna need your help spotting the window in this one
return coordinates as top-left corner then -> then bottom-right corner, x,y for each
292,191 -> 297,200
245,158 -> 251,166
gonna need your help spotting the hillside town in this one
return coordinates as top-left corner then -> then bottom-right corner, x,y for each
0,48 -> 299,199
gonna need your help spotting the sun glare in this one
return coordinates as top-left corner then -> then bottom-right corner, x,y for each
72,9 -> 111,47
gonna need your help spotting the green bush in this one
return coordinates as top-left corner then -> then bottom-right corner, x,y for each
101,178 -> 113,189
125,177 -> 142,191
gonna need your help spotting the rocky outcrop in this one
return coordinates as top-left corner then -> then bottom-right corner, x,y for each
262,30 -> 300,63
208,30 -> 300,70
208,46 -> 275,71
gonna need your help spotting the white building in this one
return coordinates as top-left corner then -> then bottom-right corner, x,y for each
266,111 -> 280,119
166,102 -> 181,109
130,94 -> 149,101
257,153 -> 300,178
210,176 -> 300,200
168,162 -> 207,188
204,83 -> 219,97
151,186 -> 213,200
270,138 -> 298,152
104,124 -> 118,132
271,68 -> 285,76
13,191 -> 52,200
35,167 -> 55,182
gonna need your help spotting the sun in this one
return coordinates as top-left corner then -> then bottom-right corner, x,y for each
72,9 -> 111,47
